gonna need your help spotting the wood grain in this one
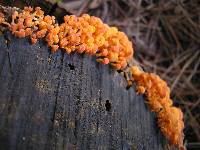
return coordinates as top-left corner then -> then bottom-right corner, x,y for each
0,32 -> 166,150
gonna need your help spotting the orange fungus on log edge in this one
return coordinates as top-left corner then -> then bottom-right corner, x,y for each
130,66 -> 185,149
3,6 -> 133,70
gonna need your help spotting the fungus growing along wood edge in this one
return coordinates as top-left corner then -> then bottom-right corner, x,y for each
0,6 -> 185,150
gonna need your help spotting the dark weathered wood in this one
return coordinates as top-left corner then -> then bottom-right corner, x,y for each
0,32 -> 166,150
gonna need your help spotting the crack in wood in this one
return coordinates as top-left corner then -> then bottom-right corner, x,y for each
3,32 -> 13,76
0,49 -> 7,76
49,51 -> 65,130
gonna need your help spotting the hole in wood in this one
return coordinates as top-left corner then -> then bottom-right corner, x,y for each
105,100 -> 111,111
68,64 -> 75,70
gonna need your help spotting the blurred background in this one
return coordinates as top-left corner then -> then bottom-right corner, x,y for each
1,0 -> 200,149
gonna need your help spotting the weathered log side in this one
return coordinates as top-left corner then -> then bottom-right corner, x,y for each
0,32 -> 166,150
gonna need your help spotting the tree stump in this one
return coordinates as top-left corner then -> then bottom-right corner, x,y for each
0,32 -> 167,150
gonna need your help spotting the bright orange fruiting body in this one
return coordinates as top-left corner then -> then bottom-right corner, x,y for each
158,107 -> 184,147
130,66 -> 184,149
2,7 -> 133,70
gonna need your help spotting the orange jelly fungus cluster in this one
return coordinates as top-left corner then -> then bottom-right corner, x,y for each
130,66 -> 184,148
0,6 -> 184,149
5,6 -> 133,70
